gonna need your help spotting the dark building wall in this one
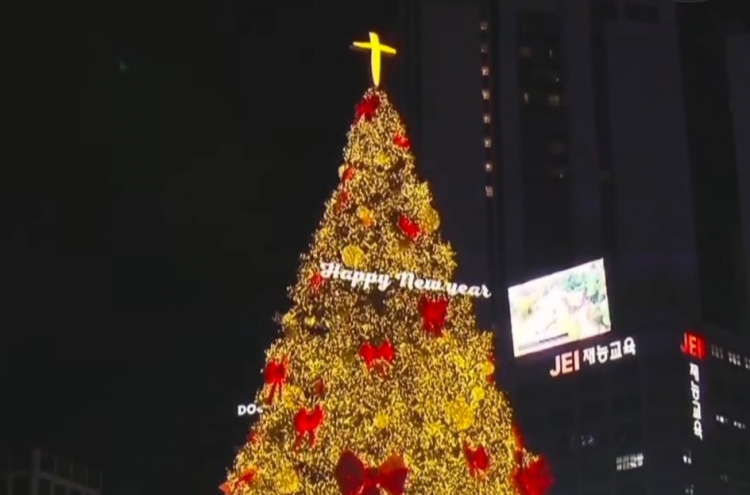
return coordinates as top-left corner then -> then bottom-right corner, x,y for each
678,6 -> 748,335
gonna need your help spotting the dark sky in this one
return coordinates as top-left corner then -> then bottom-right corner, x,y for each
2,1 -> 749,495
2,1 -> 398,494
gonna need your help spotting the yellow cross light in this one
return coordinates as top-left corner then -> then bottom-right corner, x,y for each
351,32 -> 396,87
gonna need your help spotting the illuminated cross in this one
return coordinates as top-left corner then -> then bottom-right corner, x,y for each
350,32 -> 396,87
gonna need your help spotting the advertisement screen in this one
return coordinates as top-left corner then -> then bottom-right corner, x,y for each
509,258 -> 611,357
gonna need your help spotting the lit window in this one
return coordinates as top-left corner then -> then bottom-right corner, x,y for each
728,352 -> 741,365
485,186 -> 493,197
580,434 -> 596,447
481,66 -> 489,76
482,89 -> 490,100
484,138 -> 492,148
683,449 -> 692,465
548,94 -> 561,107
616,453 -> 644,471
711,345 -> 722,358
481,44 -> 488,54
480,21 -> 488,31
485,162 -> 492,172
548,48 -> 555,58
744,357 -> 750,369
720,473 -> 729,483
716,414 -> 727,424
522,92 -> 530,103
733,420 -> 747,430
519,46 -> 532,57
483,114 -> 491,123
685,485 -> 694,495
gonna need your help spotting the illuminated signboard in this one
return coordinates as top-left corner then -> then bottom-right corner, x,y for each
550,336 -> 636,377
509,258 -> 612,357
682,332 -> 705,440
681,332 -> 706,360
237,403 -> 264,416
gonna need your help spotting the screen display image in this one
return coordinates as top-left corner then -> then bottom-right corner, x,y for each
509,258 -> 611,357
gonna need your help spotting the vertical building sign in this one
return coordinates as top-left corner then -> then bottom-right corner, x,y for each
681,332 -> 705,440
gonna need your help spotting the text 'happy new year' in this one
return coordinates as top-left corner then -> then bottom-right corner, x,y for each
319,262 -> 492,298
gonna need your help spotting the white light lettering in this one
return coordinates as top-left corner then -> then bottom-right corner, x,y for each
237,403 -> 264,416
596,345 -> 609,363
549,337 -> 636,377
319,262 -> 490,298
623,337 -> 636,356
609,340 -> 623,360
689,362 -> 703,440
583,347 -> 596,365
550,350 -> 580,376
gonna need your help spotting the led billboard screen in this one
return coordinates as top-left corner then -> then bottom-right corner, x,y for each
509,258 -> 611,357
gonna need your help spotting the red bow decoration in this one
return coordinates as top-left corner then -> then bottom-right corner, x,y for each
294,404 -> 324,448
514,457 -> 553,495
398,215 -> 421,239
359,340 -> 395,373
219,469 -> 256,495
342,165 -> 356,183
264,356 -> 288,404
418,295 -> 449,336
337,189 -> 351,211
335,451 -> 408,495
311,272 -> 324,291
393,134 -> 410,149
356,94 -> 380,121
463,443 -> 490,477
246,430 -> 259,445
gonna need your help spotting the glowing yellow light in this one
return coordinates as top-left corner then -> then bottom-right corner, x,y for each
351,32 -> 396,87
222,87 -> 545,495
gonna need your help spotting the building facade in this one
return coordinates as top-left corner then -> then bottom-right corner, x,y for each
725,32 -> 750,332
393,0 -> 750,493
0,448 -> 102,495
511,321 -> 750,494
395,0 -> 702,337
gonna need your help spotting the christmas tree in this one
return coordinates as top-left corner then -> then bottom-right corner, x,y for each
221,32 -> 552,495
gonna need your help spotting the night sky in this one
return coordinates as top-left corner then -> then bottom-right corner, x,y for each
2,1 -> 749,495
2,1 -> 398,494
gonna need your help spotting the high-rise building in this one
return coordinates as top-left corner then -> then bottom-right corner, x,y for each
0,447 -> 102,495
393,0 -> 750,493
725,31 -> 750,332
678,5 -> 749,336
394,0 -> 701,337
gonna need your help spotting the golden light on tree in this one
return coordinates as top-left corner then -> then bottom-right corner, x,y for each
221,34 -> 552,495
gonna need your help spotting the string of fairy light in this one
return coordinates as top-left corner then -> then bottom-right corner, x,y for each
220,32 -> 551,495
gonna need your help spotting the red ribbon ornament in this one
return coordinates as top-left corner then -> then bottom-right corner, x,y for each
264,356 -> 288,404
418,295 -> 449,336
342,165 -> 356,183
311,272 -> 324,291
335,451 -> 408,495
393,134 -> 410,149
359,340 -> 395,372
294,404 -> 324,448
398,215 -> 421,239
515,457 -> 553,495
463,443 -> 490,477
219,469 -> 256,495
513,427 -> 553,495
356,94 -> 380,121
337,189 -> 351,211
